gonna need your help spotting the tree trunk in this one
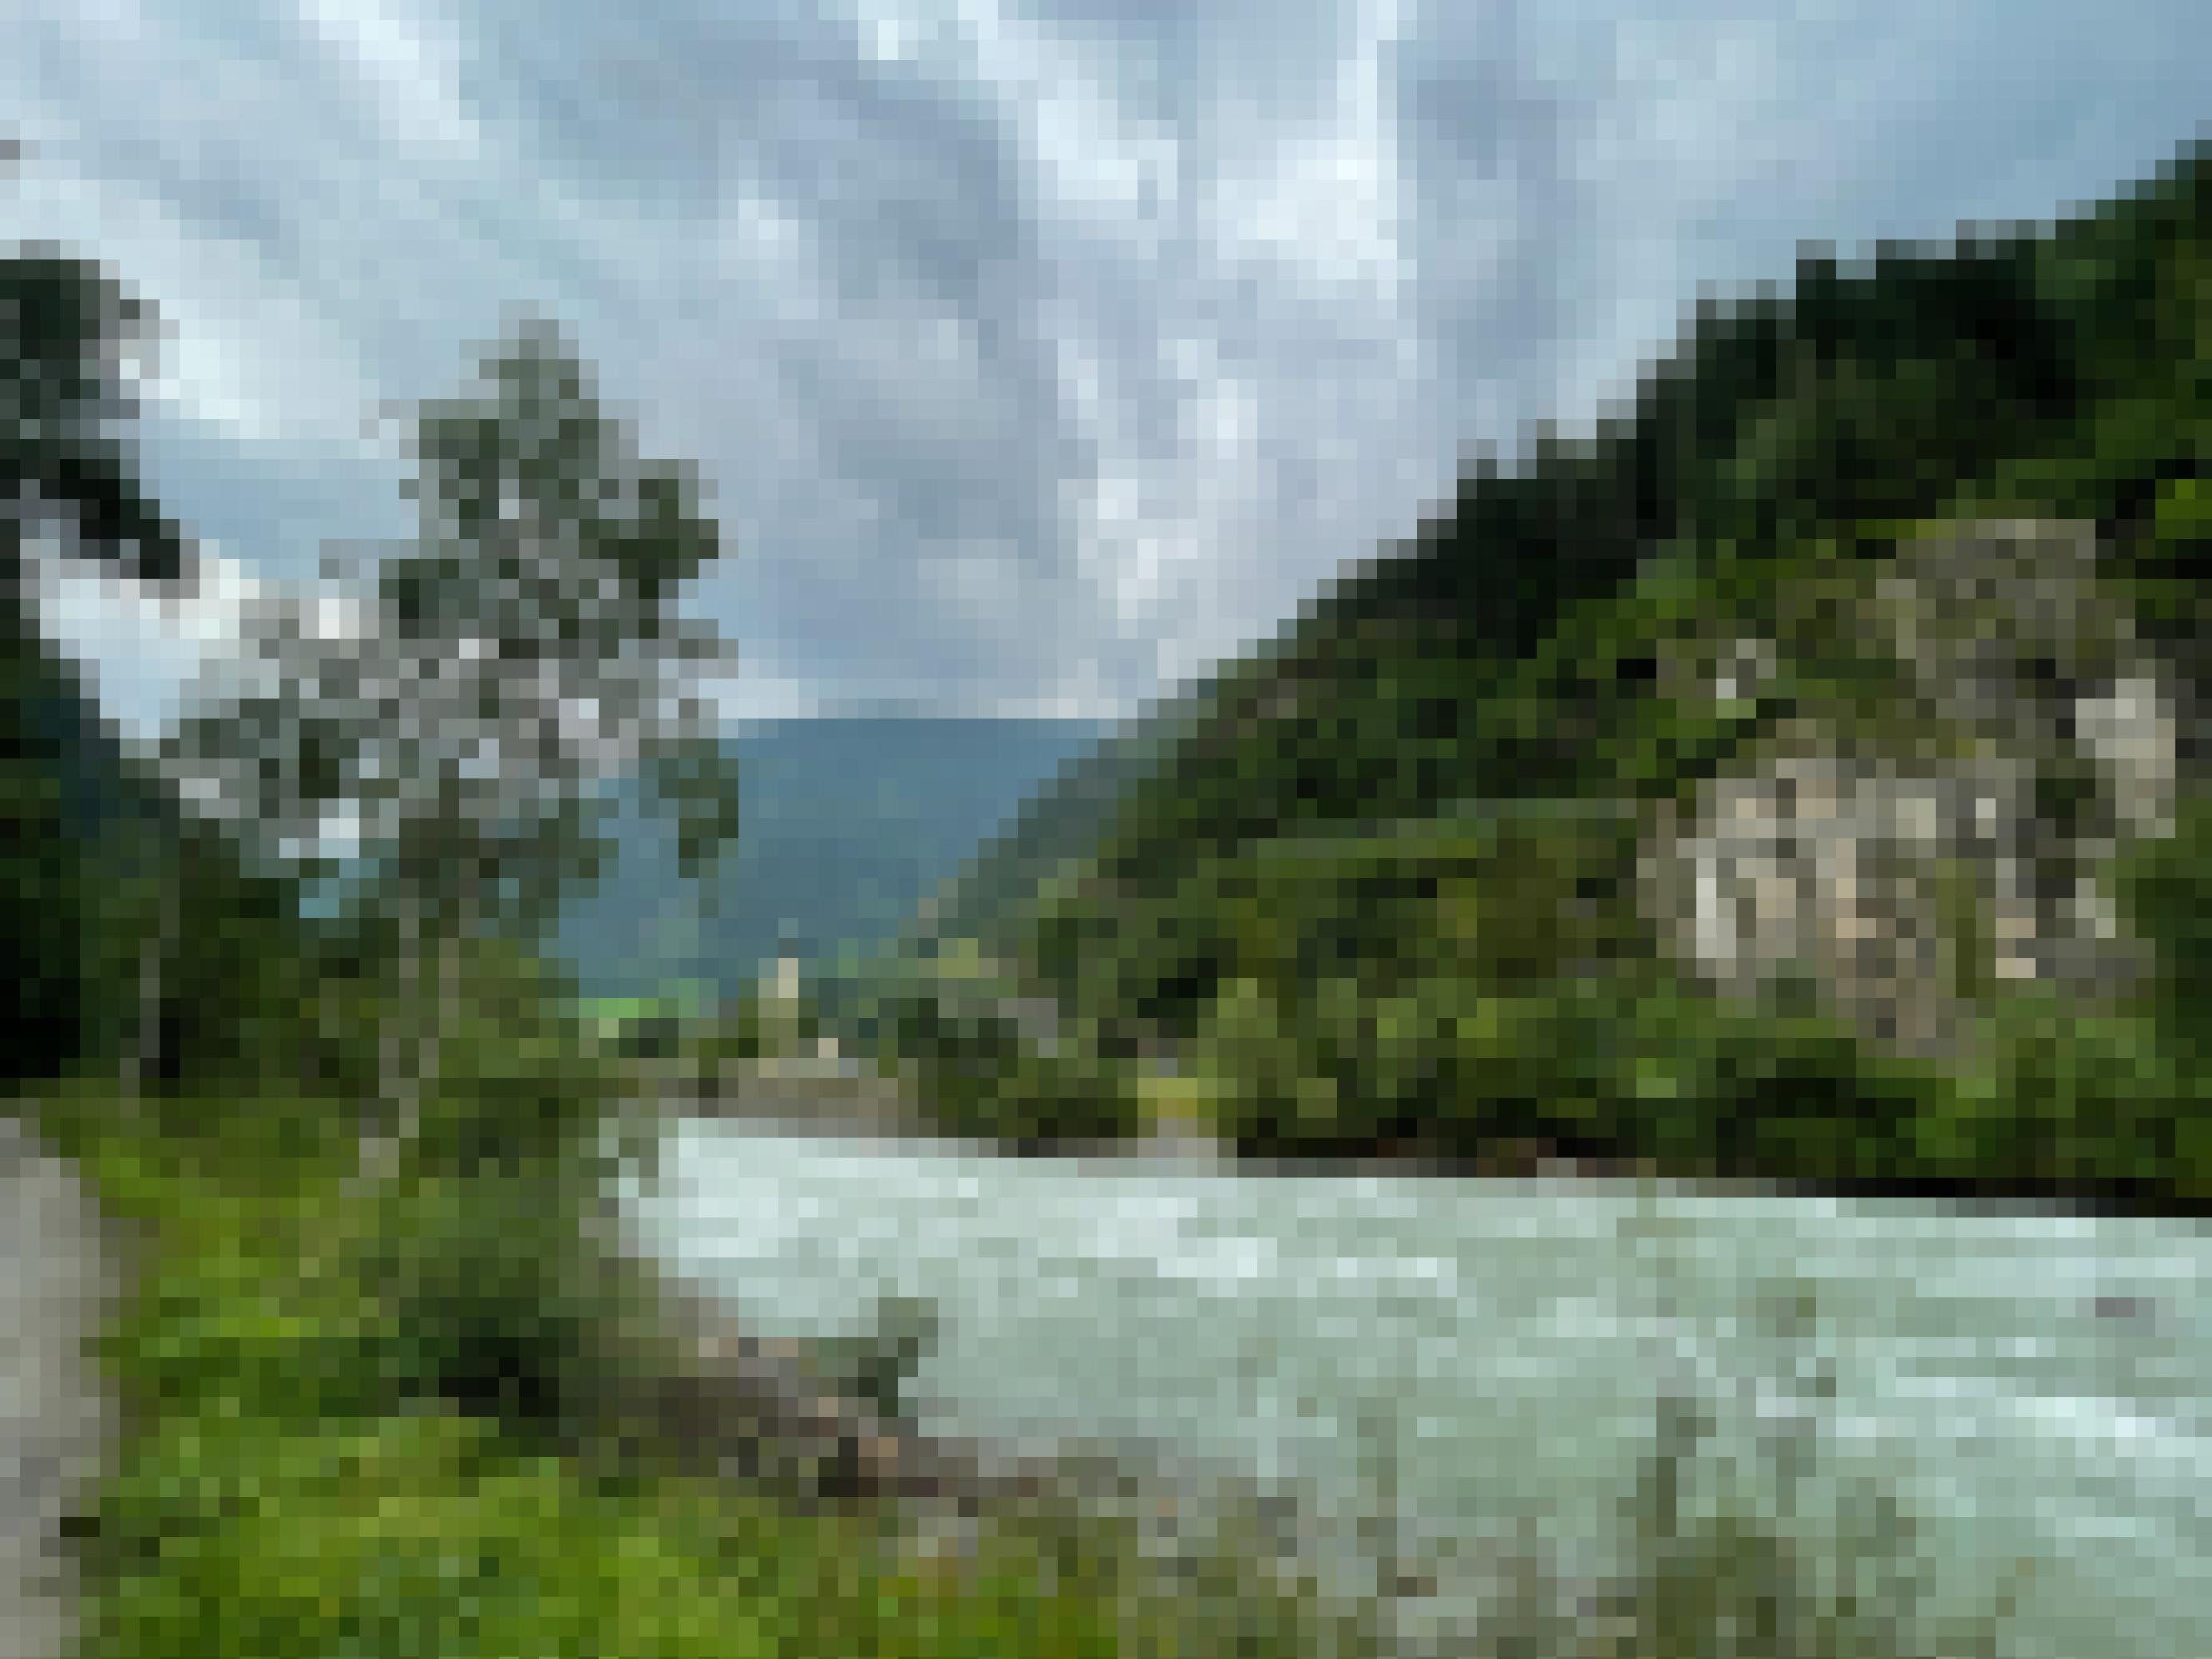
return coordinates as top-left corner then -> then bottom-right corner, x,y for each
365,901 -> 423,1181
125,873 -> 176,1115
416,920 -> 465,1149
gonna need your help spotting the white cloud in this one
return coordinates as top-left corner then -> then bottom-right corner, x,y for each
292,0 -> 484,159
1209,0 -> 1411,295
18,0 -> 2211,733
28,539 -> 268,746
708,672 -> 825,727
6,104 -> 386,454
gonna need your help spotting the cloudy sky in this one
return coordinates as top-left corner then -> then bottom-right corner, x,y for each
9,0 -> 2206,735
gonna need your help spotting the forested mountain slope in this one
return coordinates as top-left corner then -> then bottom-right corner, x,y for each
870,140 -> 2212,1206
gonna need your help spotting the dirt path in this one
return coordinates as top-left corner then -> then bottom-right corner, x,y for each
0,1118 -> 114,1659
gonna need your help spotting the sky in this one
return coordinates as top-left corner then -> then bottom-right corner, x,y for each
8,0 -> 2207,738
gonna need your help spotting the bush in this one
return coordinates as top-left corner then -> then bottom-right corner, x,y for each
407,1045 -> 620,1178
914,1042 -> 1144,1147
1956,989 -> 2202,1202
349,1164 -> 655,1448
1648,992 -> 1948,1185
1197,972 -> 1620,1160
879,981 -> 1144,1147
398,944 -> 623,1177
2111,788 -> 2212,1031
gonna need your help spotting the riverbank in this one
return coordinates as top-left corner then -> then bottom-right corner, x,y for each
630,1055 -> 1778,1183
18,1083 -> 1375,1659
620,1051 -> 1237,1166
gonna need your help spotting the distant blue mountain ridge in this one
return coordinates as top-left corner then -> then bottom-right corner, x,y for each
556,715 -> 1110,999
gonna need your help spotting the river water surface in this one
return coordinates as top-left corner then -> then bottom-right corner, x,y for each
621,1122 -> 2208,1657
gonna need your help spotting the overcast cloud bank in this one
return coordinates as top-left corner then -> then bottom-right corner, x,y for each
7,0 -> 2205,727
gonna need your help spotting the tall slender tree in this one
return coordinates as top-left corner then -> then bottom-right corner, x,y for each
166,319 -> 742,1162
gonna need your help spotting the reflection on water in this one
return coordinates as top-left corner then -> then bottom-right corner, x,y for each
622,1123 -> 2210,1658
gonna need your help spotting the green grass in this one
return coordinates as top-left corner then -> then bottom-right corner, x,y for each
85,1404 -> 1346,1659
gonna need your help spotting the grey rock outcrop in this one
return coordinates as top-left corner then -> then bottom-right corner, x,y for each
1643,519 -> 2188,1059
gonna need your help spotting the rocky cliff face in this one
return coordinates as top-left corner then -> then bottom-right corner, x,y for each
1643,519 -> 2190,1059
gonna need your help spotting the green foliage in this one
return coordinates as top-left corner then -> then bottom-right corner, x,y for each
1942,989 -> 2202,1202
85,1403 -> 1362,1659
879,977 -> 1144,1146
2111,788 -> 2212,1024
398,944 -> 621,1175
350,1165 -> 649,1445
1620,987 -> 1948,1186
2151,473 -> 2212,542
0,253 -> 186,577
404,319 -> 720,613
1183,940 -> 2212,1204
1,254 -> 199,1083
1190,966 -> 1933,1181
1026,806 -> 1647,1061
